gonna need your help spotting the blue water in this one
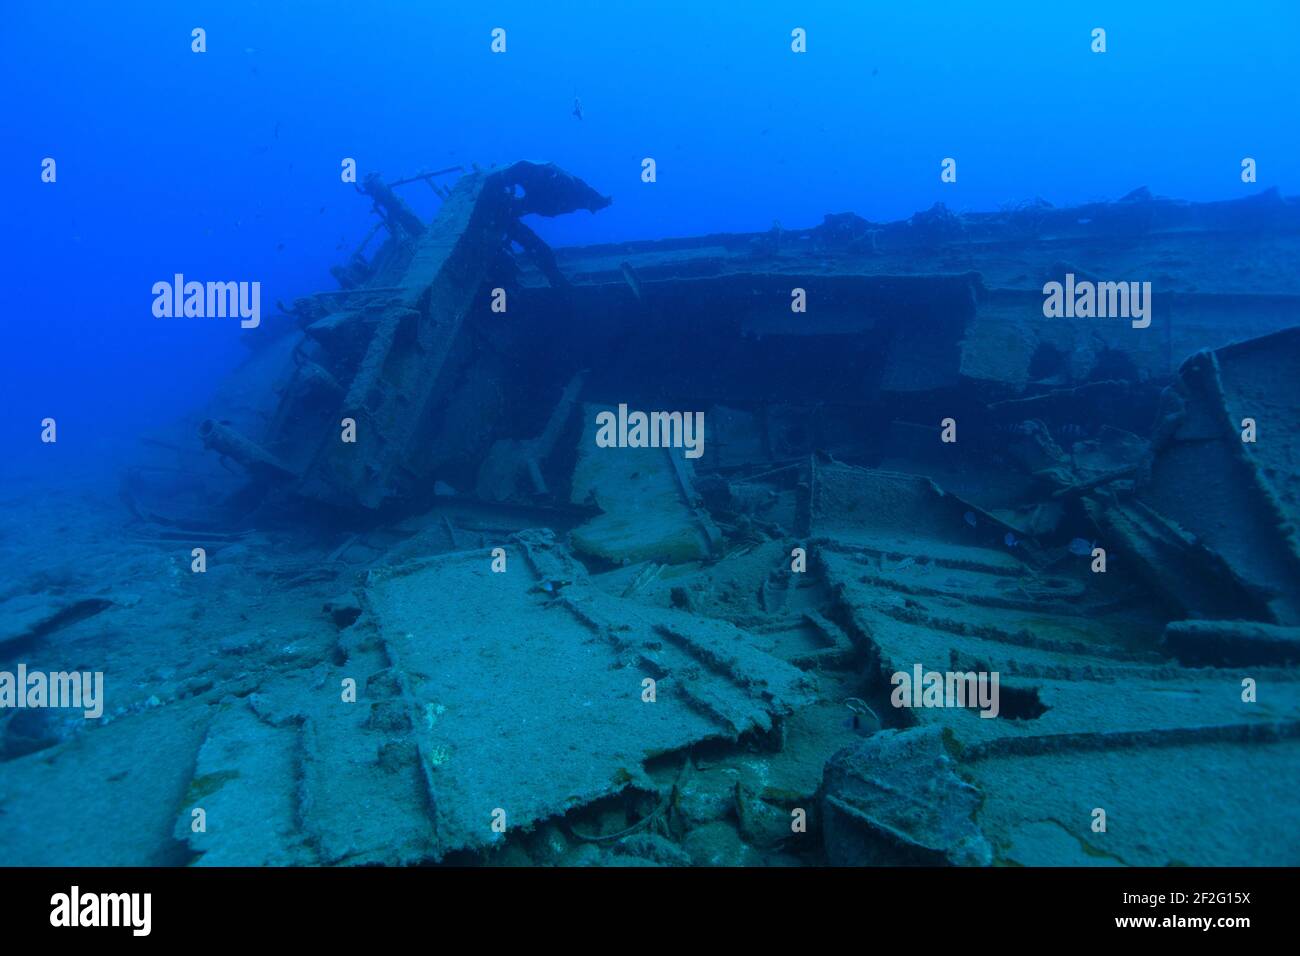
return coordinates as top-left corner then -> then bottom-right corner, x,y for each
4,1 -> 1297,470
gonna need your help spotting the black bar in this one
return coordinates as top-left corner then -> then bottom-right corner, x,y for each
0,866 -> 1282,940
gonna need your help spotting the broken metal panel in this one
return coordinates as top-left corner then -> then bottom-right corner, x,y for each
817,543 -> 1160,668
964,735 -> 1300,866
174,700 -> 316,866
805,460 -> 1026,567
822,728 -> 992,866
361,530 -> 814,859
567,404 -> 720,566
1089,498 -> 1269,622
295,691 -> 444,866
0,699 -> 213,866
1213,327 -> 1300,548
1141,327 -> 1300,624
167,659 -> 448,867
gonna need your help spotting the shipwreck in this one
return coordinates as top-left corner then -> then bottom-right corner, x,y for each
5,162 -> 1299,867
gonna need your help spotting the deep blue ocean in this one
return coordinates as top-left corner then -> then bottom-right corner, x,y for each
5,1 -> 1297,472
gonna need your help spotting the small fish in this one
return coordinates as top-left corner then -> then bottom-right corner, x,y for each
963,511 -> 978,528
531,579 -> 572,597
1003,532 -> 1019,548
572,97 -> 584,121
1068,538 -> 1096,556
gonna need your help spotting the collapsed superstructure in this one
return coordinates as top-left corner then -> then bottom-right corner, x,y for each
8,164 -> 1299,866
196,161 -> 612,511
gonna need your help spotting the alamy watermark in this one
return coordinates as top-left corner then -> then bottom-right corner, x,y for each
595,403 -> 705,459
152,274 -> 261,328
1042,272 -> 1151,329
891,664 -> 1000,718
50,886 -> 150,936
0,664 -> 104,718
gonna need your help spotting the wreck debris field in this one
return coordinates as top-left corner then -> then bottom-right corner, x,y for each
3,3 -> 1299,874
